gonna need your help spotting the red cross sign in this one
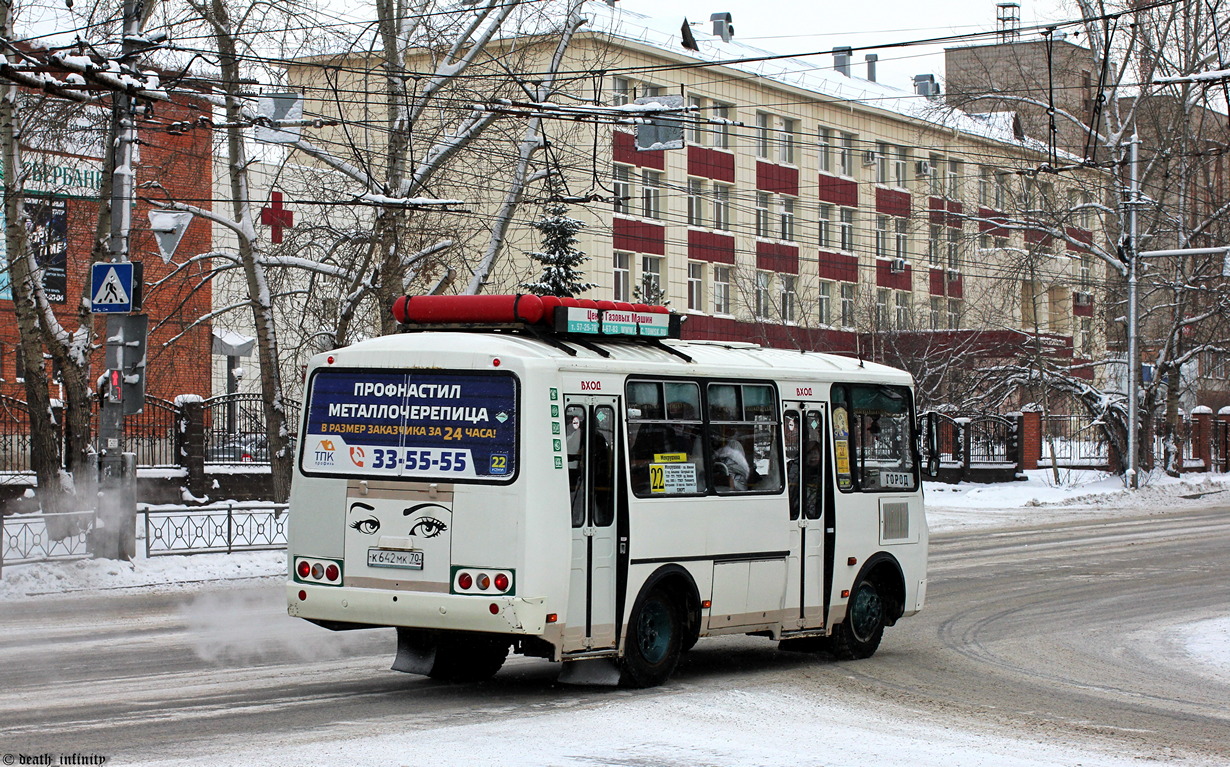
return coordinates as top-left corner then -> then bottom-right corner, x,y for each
260,192 -> 295,244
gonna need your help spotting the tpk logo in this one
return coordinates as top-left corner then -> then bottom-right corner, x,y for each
315,439 -> 336,466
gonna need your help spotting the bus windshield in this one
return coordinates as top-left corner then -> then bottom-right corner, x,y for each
299,368 -> 518,481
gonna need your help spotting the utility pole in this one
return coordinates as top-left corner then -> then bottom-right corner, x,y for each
1125,134 -> 1141,490
93,0 -> 146,559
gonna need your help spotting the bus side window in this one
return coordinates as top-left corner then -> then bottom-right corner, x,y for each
708,383 -> 782,495
566,405 -> 587,527
626,380 -> 705,497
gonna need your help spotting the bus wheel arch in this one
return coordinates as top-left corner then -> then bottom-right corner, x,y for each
636,565 -> 702,651
619,566 -> 699,687
830,553 -> 905,661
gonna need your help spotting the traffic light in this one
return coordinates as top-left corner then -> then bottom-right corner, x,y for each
103,314 -> 148,414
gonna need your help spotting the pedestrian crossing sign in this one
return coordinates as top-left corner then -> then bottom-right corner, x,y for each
90,262 -> 138,313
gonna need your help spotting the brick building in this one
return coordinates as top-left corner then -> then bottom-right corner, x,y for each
0,93 -> 214,404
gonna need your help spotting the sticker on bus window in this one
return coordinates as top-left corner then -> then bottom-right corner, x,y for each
301,369 -> 518,481
650,462 -> 698,494
832,406 -> 853,491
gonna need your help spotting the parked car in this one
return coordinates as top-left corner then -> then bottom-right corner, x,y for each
206,434 -> 296,463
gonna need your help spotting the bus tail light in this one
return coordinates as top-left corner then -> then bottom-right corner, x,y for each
452,567 -> 515,596
293,557 -> 343,587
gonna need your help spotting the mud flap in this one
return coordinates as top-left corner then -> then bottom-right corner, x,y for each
391,627 -> 437,675
556,657 -> 621,686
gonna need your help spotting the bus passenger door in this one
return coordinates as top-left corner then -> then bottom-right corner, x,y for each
783,404 -> 827,629
564,396 -> 620,651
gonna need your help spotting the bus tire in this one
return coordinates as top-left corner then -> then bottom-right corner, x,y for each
428,632 -> 510,682
619,588 -> 682,688
829,579 -> 885,660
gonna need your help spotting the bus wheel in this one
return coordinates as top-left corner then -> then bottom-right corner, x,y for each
429,632 -> 510,682
619,588 -> 682,688
829,579 -> 885,660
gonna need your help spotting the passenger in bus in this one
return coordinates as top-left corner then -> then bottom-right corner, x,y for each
712,430 -> 751,491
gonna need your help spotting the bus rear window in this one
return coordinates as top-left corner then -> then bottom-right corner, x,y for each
831,384 -> 916,493
300,368 -> 518,481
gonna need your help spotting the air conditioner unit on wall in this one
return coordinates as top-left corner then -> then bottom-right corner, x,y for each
863,151 -> 878,167
915,160 -> 932,177
890,257 -> 908,274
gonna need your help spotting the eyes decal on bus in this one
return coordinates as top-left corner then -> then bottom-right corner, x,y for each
403,503 -> 451,539
408,517 -> 448,538
350,517 -> 381,535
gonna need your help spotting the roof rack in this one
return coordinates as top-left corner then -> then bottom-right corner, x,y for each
391,294 -> 683,342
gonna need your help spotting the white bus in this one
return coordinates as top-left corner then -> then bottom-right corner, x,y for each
287,295 -> 928,687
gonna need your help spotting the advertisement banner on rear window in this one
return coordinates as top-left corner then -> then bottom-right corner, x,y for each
301,369 -> 518,481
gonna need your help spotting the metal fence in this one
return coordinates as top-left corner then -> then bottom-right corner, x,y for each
91,397 -> 180,468
143,503 -> 289,556
202,394 -> 300,466
0,395 -> 33,475
967,415 -> 1014,464
0,510 -> 94,575
1039,414 -> 1110,467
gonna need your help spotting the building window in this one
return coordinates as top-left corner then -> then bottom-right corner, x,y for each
894,146 -> 908,187
895,291 -> 910,329
875,215 -> 890,257
1080,255 -> 1093,288
947,299 -> 961,330
840,283 -> 856,327
894,217 -> 909,259
641,255 -> 663,301
818,281 -> 832,325
755,271 -> 771,318
613,252 -> 631,301
755,112 -> 771,158
979,166 -> 991,206
839,208 -> 855,251
687,94 -> 704,145
1079,316 -> 1093,357
929,153 -> 944,196
641,170 -> 661,219
14,345 -> 25,383
876,142 -> 891,185
713,266 -> 731,314
928,224 -> 942,266
817,126 -> 832,173
688,262 -> 705,311
930,296 -> 942,330
712,102 -> 731,149
779,118 -> 796,164
687,178 -> 705,227
946,227 -> 960,271
611,77 -> 630,106
780,197 -> 795,242
994,172 -> 1008,210
838,132 -> 856,177
780,274 -> 796,323
946,159 -> 961,199
613,164 -> 631,215
712,184 -> 731,230
818,204 -> 832,249
755,192 -> 771,238
875,289 -> 890,330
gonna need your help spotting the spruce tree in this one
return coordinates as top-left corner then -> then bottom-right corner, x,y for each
521,202 -> 596,297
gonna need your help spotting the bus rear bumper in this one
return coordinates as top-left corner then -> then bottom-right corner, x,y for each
286,582 -> 549,635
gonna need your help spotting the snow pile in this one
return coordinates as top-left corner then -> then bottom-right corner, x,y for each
925,469 -> 1230,530
1181,617 -> 1230,684
0,550 -> 284,601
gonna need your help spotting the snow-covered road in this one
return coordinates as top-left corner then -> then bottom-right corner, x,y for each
1,471 -> 1228,766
